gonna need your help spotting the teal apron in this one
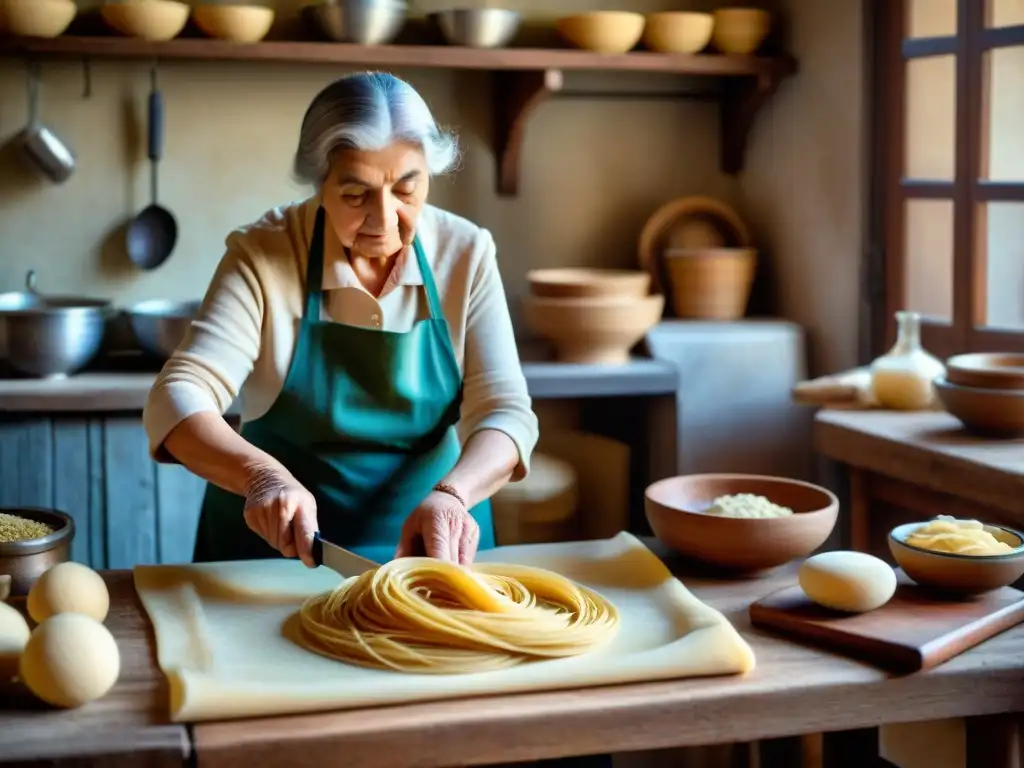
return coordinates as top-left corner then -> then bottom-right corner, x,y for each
192,206 -> 495,564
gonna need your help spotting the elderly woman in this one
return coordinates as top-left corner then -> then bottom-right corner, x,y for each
143,71 -> 538,567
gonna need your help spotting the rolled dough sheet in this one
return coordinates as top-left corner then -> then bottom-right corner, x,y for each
133,531 -> 755,723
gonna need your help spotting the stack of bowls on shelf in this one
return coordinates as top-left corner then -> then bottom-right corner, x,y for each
934,353 -> 1024,436
554,7 -> 770,55
521,268 -> 663,365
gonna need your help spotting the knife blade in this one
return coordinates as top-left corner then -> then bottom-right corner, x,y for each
311,532 -> 380,577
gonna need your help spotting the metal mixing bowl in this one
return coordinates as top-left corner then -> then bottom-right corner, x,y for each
302,0 -> 407,44
429,8 -> 520,48
0,507 -> 74,596
0,289 -> 111,379
125,299 -> 201,359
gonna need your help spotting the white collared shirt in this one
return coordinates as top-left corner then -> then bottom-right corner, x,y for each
143,197 -> 539,480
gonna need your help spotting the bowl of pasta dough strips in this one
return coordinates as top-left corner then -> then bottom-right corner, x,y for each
889,516 -> 1024,594
644,473 -> 838,572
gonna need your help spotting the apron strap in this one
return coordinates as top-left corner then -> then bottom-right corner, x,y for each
304,206 -> 327,321
412,236 -> 445,322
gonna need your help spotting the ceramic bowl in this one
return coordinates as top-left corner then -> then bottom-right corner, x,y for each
1,0 -> 77,37
889,522 -> 1024,594
642,11 -> 713,54
101,0 -> 190,40
945,352 -> 1024,390
526,268 -> 651,300
644,474 -> 838,571
933,376 -> 1024,435
193,4 -> 275,42
556,11 -> 646,54
712,7 -> 770,55
522,293 -> 664,365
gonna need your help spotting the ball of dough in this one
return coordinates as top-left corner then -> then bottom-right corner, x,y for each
19,612 -> 121,708
0,601 -> 31,679
27,562 -> 110,624
799,551 -> 897,613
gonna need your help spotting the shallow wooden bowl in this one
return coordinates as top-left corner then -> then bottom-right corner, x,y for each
522,293 -> 664,365
527,268 -> 650,300
1,0 -> 77,37
644,474 -> 838,572
642,11 -> 713,53
945,352 -> 1024,390
889,522 -> 1024,594
193,4 -> 274,42
556,11 -> 645,54
712,8 -> 770,54
101,0 -> 190,41
933,377 -> 1024,436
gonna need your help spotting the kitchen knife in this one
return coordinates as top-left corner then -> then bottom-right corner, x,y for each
311,532 -> 379,577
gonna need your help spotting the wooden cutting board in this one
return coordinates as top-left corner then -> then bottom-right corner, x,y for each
749,570 -> 1024,673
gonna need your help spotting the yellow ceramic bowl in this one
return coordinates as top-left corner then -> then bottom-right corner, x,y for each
889,521 -> 1024,594
643,11 -> 713,54
712,7 -> 770,55
1,0 -> 77,37
193,4 -> 275,42
556,11 -> 645,54
101,0 -> 190,41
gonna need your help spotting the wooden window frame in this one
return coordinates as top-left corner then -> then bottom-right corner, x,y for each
867,0 -> 1024,360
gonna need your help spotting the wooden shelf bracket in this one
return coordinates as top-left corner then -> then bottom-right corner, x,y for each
492,68 -> 564,197
719,71 -> 785,176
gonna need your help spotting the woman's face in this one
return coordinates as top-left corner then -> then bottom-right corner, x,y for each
321,141 -> 430,260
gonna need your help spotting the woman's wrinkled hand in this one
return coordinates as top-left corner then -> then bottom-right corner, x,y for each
395,490 -> 479,565
243,464 -> 319,567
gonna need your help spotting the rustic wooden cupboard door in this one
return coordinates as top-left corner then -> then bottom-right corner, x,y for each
873,0 -> 1024,357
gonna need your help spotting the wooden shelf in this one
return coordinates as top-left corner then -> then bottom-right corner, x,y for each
0,36 -> 798,195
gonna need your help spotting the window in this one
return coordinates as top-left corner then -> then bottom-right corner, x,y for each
870,0 -> 1024,358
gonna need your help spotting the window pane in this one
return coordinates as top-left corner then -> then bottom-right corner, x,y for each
908,0 -> 957,37
904,199 -> 954,320
987,0 -> 1024,27
982,46 -> 1024,181
905,56 -> 957,180
981,203 -> 1024,329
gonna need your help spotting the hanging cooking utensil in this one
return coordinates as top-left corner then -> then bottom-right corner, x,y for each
126,64 -> 178,270
19,61 -> 76,184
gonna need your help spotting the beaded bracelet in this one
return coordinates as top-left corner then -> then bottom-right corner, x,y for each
433,483 -> 467,509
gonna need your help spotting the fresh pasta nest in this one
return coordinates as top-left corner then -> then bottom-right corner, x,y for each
904,515 -> 1016,557
297,557 -> 620,674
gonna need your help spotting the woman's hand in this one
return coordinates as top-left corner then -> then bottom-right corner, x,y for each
395,490 -> 480,564
243,463 -> 319,567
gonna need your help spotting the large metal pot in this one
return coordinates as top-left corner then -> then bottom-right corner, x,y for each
125,299 -> 201,359
302,0 -> 407,44
0,271 -> 111,379
0,507 -> 74,597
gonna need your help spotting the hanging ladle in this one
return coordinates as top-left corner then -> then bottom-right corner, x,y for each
126,64 -> 178,270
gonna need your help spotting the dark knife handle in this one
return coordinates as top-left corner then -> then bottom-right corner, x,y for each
311,531 -> 325,567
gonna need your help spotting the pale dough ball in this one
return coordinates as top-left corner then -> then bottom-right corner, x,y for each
27,562 -> 110,624
799,550 -> 897,613
0,601 -> 31,679
20,612 -> 121,708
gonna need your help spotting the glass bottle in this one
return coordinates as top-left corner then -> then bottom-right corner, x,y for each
870,311 -> 946,411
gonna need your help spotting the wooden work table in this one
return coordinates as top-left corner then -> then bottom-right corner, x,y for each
814,409 -> 1024,555
3,543 -> 1022,768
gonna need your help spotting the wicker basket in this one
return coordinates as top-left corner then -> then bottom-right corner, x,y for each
664,247 -> 757,320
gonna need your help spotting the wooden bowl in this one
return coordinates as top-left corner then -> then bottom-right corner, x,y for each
638,196 -> 751,293
193,4 -> 274,42
644,474 -> 838,572
0,508 -> 74,597
1,0 -> 77,37
889,522 -> 1024,594
522,293 -> 664,365
527,268 -> 650,300
945,352 -> 1024,390
712,7 -> 770,55
642,11 -> 713,54
556,11 -> 645,54
933,377 -> 1024,436
101,0 -> 190,41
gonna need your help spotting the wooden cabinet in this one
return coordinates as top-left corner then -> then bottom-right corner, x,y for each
0,415 -> 205,569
